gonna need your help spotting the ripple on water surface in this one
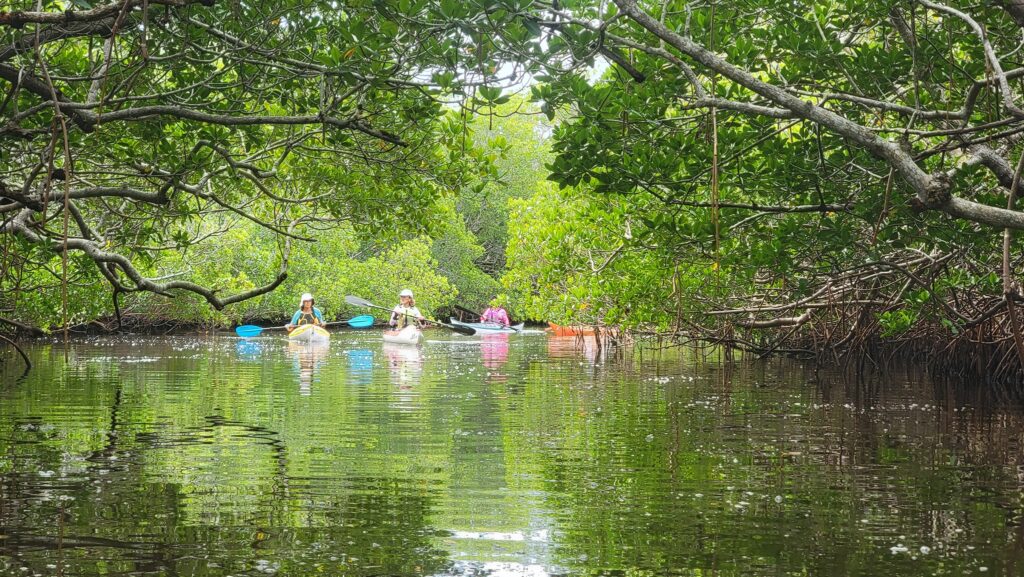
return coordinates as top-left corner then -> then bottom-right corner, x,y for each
1,333 -> 1022,577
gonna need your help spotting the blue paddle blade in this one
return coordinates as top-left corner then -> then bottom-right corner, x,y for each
347,315 -> 374,328
235,325 -> 263,338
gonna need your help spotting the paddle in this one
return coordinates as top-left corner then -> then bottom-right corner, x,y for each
346,315 -> 375,328
490,321 -> 522,333
345,295 -> 477,336
235,315 -> 375,337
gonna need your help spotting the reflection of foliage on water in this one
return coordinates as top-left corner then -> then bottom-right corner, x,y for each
0,340 -> 451,576
500,353 -> 1024,576
2,338 -> 1023,576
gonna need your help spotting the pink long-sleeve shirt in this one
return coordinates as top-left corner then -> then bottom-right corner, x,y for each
480,307 -> 510,325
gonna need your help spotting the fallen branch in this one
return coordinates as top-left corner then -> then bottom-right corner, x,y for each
737,309 -> 813,329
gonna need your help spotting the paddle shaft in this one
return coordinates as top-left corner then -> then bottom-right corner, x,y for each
359,302 -> 428,326
346,296 -> 475,336
238,316 -> 373,336
285,320 -> 355,328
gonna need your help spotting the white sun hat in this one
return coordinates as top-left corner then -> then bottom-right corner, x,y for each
399,289 -> 414,297
300,292 -> 314,305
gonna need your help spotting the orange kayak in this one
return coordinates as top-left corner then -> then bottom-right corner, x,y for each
547,322 -> 596,337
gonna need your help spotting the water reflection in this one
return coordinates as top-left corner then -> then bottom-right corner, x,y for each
481,333 -> 510,383
481,334 -> 510,368
2,335 -> 1024,577
546,335 -> 602,363
287,341 -> 328,395
235,338 -> 264,359
383,342 -> 423,387
346,348 -> 374,385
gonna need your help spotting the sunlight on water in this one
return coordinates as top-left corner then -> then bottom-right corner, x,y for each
1,331 -> 1023,576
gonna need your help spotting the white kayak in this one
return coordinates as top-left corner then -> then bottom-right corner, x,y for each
287,324 -> 330,344
383,325 -> 424,345
450,318 -> 523,334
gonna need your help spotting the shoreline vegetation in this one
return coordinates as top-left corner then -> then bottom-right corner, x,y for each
5,311 -> 1024,385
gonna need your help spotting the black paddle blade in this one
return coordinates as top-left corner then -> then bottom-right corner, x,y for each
448,323 -> 476,336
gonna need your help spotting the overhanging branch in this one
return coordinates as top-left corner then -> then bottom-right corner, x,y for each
4,211 -> 289,310
611,0 -> 1024,231
0,0 -> 204,28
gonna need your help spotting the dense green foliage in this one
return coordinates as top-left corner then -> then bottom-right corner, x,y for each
8,1 -> 1024,374
0,0 -> 510,330
137,224 -> 460,324
0,0 -> 524,329
460,99 -> 554,275
490,0 -> 1024,373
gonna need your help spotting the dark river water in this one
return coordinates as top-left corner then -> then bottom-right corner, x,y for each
1,330 -> 1022,576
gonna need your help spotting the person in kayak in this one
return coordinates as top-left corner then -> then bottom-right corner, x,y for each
480,297 -> 511,326
286,293 -> 324,331
389,289 -> 425,329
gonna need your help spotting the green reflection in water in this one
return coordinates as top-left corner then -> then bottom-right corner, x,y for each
1,332 -> 1022,576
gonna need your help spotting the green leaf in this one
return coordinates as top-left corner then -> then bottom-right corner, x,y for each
522,17 -> 541,38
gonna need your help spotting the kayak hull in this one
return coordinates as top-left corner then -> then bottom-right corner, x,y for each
450,318 -> 523,334
383,325 -> 424,345
288,324 -> 331,343
547,322 -> 596,337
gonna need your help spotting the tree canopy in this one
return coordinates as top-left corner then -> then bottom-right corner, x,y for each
7,0 -> 1024,376
1,0 -> 492,321
488,0 -> 1024,371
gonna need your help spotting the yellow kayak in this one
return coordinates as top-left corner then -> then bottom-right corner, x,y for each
287,324 -> 330,344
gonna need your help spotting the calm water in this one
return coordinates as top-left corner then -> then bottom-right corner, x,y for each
1,331 -> 1022,576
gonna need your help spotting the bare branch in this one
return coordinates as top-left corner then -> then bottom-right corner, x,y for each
918,0 -> 1024,118
0,0 -> 204,28
0,64 -> 96,132
4,211 -> 289,310
737,309 -> 812,329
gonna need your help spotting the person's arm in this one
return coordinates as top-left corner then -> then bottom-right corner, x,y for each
287,311 -> 300,329
314,308 -> 324,325
498,309 -> 510,325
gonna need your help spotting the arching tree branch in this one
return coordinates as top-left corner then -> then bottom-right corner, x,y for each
611,0 -> 1024,230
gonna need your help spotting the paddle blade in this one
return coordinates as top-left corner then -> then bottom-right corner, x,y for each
235,325 -> 263,338
345,295 -> 374,308
448,323 -> 476,336
348,315 -> 374,328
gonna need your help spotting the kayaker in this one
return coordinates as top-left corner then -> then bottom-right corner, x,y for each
389,289 -> 425,329
286,293 -> 324,330
480,297 -> 510,326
